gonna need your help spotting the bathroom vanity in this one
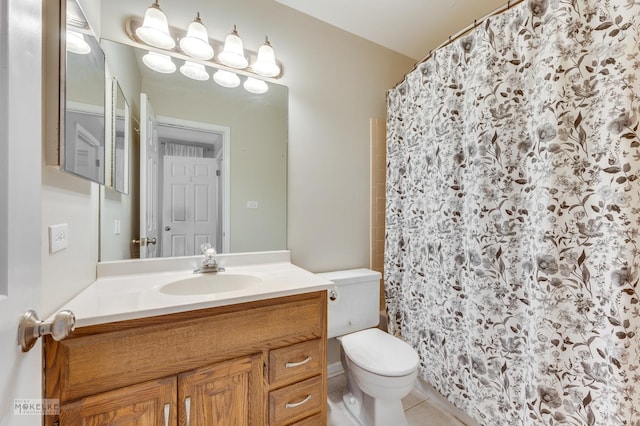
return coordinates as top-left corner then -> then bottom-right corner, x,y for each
43,252 -> 332,426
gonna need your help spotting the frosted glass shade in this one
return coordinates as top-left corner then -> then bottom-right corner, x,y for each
252,37 -> 280,77
213,69 -> 240,88
217,26 -> 248,69
142,51 -> 176,74
136,2 -> 175,49
179,13 -> 214,60
67,31 -> 91,55
180,61 -> 209,81
243,77 -> 268,94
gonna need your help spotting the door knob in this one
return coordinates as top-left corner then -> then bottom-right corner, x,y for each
164,226 -> 171,231
132,237 -> 157,246
18,310 -> 75,352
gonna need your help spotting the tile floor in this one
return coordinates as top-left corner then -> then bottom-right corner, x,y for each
327,374 -> 469,426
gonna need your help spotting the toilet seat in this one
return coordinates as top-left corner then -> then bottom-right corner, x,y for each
340,328 -> 419,376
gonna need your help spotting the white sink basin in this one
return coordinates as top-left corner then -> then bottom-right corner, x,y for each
159,273 -> 263,296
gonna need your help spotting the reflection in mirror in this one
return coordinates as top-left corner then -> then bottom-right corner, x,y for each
99,40 -> 288,262
63,0 -> 105,184
113,81 -> 130,194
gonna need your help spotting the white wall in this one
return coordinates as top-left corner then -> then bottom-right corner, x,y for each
41,0 -> 414,316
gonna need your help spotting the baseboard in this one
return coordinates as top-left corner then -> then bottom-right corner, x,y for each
327,361 -> 344,378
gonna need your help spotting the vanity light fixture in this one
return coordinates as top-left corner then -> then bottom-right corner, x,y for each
251,36 -> 280,77
243,77 -> 268,94
66,30 -> 91,54
136,1 -> 175,49
218,25 -> 248,69
180,61 -> 209,81
179,12 -> 214,60
213,69 -> 240,88
142,51 -> 176,74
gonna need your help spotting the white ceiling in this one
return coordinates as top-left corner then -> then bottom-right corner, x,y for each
274,0 -> 508,60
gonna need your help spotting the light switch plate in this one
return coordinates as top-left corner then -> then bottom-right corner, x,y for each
48,223 -> 68,254
246,201 -> 259,209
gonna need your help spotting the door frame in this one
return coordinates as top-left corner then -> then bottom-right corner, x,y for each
156,116 -> 231,253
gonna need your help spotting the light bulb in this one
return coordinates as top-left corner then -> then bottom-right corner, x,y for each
213,69 -> 240,88
180,61 -> 209,81
217,25 -> 248,69
243,77 -> 268,94
136,1 -> 175,49
67,30 -> 91,55
252,37 -> 280,77
142,51 -> 176,73
179,12 -> 214,60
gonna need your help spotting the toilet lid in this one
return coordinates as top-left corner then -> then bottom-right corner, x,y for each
340,328 -> 419,376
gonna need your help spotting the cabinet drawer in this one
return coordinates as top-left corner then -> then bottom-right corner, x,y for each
290,413 -> 323,425
269,340 -> 322,388
269,376 -> 322,425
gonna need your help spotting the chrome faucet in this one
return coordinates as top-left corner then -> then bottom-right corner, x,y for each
194,243 -> 225,274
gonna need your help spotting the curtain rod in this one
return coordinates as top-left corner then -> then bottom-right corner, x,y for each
388,0 -> 525,93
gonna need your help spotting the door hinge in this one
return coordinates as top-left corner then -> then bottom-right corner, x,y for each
216,170 -> 220,176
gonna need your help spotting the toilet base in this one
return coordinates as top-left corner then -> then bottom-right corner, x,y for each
342,386 -> 409,426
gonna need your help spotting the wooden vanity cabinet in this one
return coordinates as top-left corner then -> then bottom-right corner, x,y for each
44,291 -> 327,426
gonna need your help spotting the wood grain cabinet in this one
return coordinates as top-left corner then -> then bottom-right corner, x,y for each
45,291 -> 327,426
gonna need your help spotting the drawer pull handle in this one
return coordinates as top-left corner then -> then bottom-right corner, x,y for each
285,356 -> 312,368
285,394 -> 312,409
185,397 -> 191,426
163,403 -> 170,426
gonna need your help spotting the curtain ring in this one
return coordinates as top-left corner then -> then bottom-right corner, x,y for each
508,0 -> 511,8
474,19 -> 477,28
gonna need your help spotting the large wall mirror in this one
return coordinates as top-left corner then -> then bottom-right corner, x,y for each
99,39 -> 288,262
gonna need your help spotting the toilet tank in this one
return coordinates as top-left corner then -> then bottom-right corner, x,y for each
317,269 -> 382,339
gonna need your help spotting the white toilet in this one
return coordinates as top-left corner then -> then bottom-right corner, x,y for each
318,269 -> 420,426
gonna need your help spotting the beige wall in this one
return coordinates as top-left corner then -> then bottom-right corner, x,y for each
370,118 -> 387,323
41,0 -> 414,315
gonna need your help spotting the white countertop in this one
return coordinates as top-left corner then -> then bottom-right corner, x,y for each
60,251 -> 334,328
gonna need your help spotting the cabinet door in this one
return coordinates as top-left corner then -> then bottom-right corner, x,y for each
60,376 -> 177,426
178,354 -> 265,426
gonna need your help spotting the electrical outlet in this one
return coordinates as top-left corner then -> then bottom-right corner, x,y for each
48,223 -> 68,254
247,201 -> 259,209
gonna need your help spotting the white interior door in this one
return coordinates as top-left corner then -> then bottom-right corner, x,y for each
0,0 -> 43,425
139,93 -> 159,258
72,121 -> 100,181
161,156 -> 219,256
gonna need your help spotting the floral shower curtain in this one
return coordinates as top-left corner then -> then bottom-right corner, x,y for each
385,0 -> 640,424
